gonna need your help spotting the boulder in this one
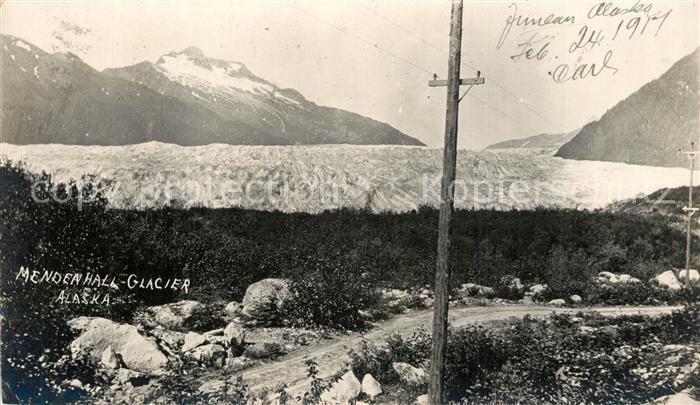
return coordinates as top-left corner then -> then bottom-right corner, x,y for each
241,278 -> 291,325
457,283 -> 495,298
570,295 -> 582,304
224,301 -> 243,320
224,321 -> 246,343
227,356 -> 254,371
320,370 -> 361,405
100,346 -> 122,369
143,300 -> 205,330
185,344 -> 226,367
224,321 -> 246,356
198,379 -> 226,395
392,362 -> 428,386
678,269 -> 700,283
528,284 -> 547,295
113,369 -> 148,386
382,289 -> 411,301
548,299 -> 566,306
598,271 -> 619,283
655,271 -> 682,290
181,332 -> 208,353
68,317 -> 168,375
361,374 -> 382,400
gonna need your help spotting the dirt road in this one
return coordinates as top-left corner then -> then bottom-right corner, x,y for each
231,305 -> 680,396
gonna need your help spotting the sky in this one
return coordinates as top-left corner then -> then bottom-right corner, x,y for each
1,0 -> 699,149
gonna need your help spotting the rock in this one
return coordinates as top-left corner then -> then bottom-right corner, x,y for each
143,300 -> 205,330
244,342 -> 285,360
422,297 -> 434,307
204,328 -> 224,336
656,271 -> 682,290
198,379 -> 226,395
361,374 -> 382,400
227,356 -> 254,371
68,379 -> 83,389
100,346 -> 121,369
68,317 -> 168,375
392,362 -> 428,386
497,275 -> 525,298
224,321 -> 246,356
150,328 -> 186,352
113,369 -> 148,386
598,271 -> 620,283
529,284 -> 547,295
415,394 -> 430,405
224,321 -> 246,343
181,332 -> 208,353
320,371 -> 361,405
241,278 -> 291,325
382,289 -> 410,301
678,269 -> 700,283
186,344 -> 226,366
548,299 -> 566,306
570,295 -> 582,304
456,283 -> 495,298
224,301 -> 243,320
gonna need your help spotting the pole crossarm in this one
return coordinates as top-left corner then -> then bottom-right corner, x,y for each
428,77 -> 485,87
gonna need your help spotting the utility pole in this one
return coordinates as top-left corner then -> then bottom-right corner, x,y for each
681,142 -> 699,288
427,0 -> 484,403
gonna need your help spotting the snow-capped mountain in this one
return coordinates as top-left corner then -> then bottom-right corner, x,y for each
105,46 -> 423,145
0,34 -> 423,146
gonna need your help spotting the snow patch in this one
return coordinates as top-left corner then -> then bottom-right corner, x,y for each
158,53 -> 273,96
10,54 -> 15,60
33,66 -> 39,79
2,45 -> 8,51
15,40 -> 32,52
19,67 -> 26,72
274,92 -> 300,106
191,91 -> 208,102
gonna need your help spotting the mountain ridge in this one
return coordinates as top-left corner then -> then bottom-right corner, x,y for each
1,34 -> 423,147
555,48 -> 700,168
485,129 -> 579,151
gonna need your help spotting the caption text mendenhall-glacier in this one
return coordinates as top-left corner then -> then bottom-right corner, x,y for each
14,267 -> 190,293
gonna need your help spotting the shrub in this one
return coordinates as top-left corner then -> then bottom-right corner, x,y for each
583,281 -> 684,305
494,275 -> 525,300
280,257 -> 380,331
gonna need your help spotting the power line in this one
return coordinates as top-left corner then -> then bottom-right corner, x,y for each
287,3 -> 539,135
466,93 -> 540,134
361,4 -> 561,133
287,4 -> 432,75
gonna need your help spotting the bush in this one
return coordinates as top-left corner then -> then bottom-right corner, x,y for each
494,275 -> 525,300
280,257 -> 380,330
349,306 -> 700,403
583,281 -> 685,305
350,328 -> 431,384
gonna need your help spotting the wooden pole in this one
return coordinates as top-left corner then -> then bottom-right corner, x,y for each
428,0 -> 463,403
685,154 -> 695,288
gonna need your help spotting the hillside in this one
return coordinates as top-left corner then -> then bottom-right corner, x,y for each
555,48 -> 699,167
0,143 -> 690,212
0,35 -> 422,146
485,129 -> 578,151
608,185 -> 700,227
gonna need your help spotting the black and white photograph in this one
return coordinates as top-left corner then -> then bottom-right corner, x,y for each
1,0 -> 699,403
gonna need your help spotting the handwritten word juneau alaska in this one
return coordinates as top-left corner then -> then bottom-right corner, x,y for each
497,1 -> 673,83
14,266 -> 190,305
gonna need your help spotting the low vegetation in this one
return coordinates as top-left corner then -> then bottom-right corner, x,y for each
350,305 -> 700,403
1,160 -> 698,401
